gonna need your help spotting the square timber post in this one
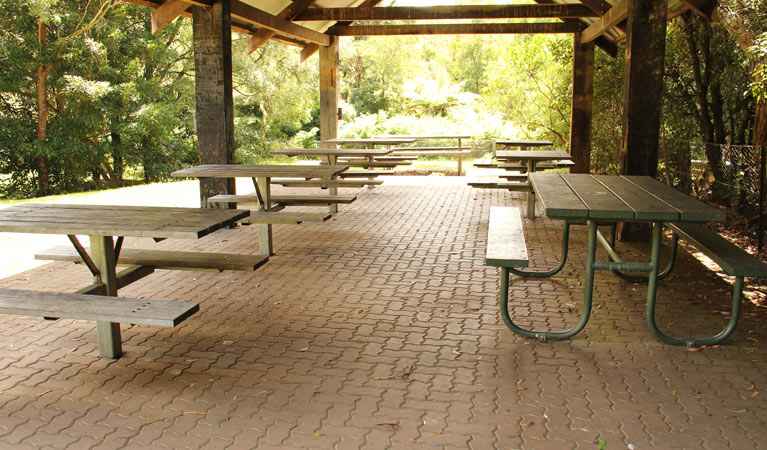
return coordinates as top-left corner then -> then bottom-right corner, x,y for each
192,0 -> 235,208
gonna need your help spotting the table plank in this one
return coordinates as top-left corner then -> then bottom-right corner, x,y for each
623,176 -> 726,222
593,175 -> 680,222
495,139 -> 553,148
495,150 -> 572,161
171,164 -> 348,179
530,173 -> 588,219
561,174 -> 635,220
323,138 -> 416,146
271,148 -> 392,157
0,204 -> 247,239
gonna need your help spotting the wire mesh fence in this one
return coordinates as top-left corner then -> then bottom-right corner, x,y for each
689,143 -> 767,249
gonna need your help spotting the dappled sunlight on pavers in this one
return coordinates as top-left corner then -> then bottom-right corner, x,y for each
0,176 -> 765,449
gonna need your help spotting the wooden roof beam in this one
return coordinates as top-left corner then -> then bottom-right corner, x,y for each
680,0 -> 718,21
330,22 -> 584,37
296,4 -> 598,21
581,0 -> 628,44
248,0 -> 317,54
231,1 -> 329,46
301,0 -> 384,62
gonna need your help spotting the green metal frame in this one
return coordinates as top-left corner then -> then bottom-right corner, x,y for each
499,220 -> 743,346
509,221 -> 573,278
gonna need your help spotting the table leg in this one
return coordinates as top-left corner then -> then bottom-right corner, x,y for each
328,155 -> 338,214
499,220 -> 595,340
368,143 -> 376,189
457,137 -> 463,176
254,176 -> 273,256
526,160 -> 537,218
90,235 -> 122,359
644,223 -> 743,346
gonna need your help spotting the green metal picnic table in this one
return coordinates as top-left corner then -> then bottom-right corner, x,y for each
503,173 -> 728,345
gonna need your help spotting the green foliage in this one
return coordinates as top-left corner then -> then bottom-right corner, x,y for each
485,34 -> 572,145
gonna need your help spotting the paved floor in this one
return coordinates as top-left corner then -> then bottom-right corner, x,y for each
0,176 -> 766,449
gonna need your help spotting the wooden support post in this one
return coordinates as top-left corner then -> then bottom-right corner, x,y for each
90,235 -> 121,359
620,0 -> 667,178
192,0 -> 235,207
569,31 -> 594,174
619,0 -> 668,241
320,36 -> 339,149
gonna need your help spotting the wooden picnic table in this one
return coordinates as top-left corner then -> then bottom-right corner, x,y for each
505,173 -> 726,343
171,164 -> 349,256
375,134 -> 473,176
496,150 -> 573,218
322,137 -> 416,148
0,203 -> 249,358
494,139 -> 554,150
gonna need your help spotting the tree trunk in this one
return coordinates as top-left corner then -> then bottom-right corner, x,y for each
111,131 -> 124,181
755,98 -> 767,149
36,20 -> 50,195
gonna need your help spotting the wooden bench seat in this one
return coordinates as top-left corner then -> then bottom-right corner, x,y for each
0,288 -> 198,358
391,146 -> 472,152
667,223 -> 767,278
391,149 -> 472,156
207,194 -> 356,205
271,178 -> 383,188
486,206 -> 529,268
372,156 -> 418,162
36,247 -> 269,272
0,288 -> 198,327
468,179 -> 531,191
499,173 -> 529,182
338,170 -> 396,177
238,211 -> 332,225
325,161 -> 408,168
473,159 -> 498,168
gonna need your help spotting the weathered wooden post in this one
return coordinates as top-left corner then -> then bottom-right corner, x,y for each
192,0 -> 235,207
569,31 -> 594,174
320,36 -> 340,212
619,0 -> 668,240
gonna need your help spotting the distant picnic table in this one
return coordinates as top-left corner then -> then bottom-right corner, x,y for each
376,134 -> 473,176
172,164 -> 350,256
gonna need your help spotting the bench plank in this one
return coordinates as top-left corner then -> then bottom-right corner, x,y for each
0,288 -> 198,327
338,171 -> 395,177
207,194 -> 356,205
486,207 -> 529,268
271,178 -> 383,188
667,223 -> 767,277
36,247 -> 268,272
239,211 -> 331,224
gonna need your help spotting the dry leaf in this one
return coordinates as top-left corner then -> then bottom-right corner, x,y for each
313,433 -> 325,437
36,389 -> 53,397
182,411 -> 208,416
746,337 -> 760,343
145,418 -> 164,425
520,421 -> 534,428
751,391 -> 759,398
746,385 -> 756,391
377,422 -> 399,428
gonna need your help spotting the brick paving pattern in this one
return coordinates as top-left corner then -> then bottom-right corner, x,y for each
0,176 -> 766,449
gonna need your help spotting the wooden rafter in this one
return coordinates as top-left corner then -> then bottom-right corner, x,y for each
581,0 -> 628,44
296,4 -> 598,21
330,22 -> 583,37
531,0 -> 617,56
248,0 -> 317,54
150,0 -> 199,34
231,2 -> 329,46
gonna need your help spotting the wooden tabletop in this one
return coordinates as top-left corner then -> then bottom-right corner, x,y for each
171,164 -> 348,179
271,148 -> 392,157
530,173 -> 726,223
0,203 -> 249,239
496,150 -> 572,161
322,138 -> 416,145
495,139 -> 554,148
377,134 -> 471,139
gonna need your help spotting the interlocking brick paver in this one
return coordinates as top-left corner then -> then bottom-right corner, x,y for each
0,176 -> 765,448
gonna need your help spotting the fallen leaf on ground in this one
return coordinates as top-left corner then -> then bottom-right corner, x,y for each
746,385 -> 756,391
36,389 -> 53,397
182,411 -> 207,416
520,421 -> 534,428
313,433 -> 325,437
145,418 -> 164,425
751,391 -> 759,398
376,422 -> 399,428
